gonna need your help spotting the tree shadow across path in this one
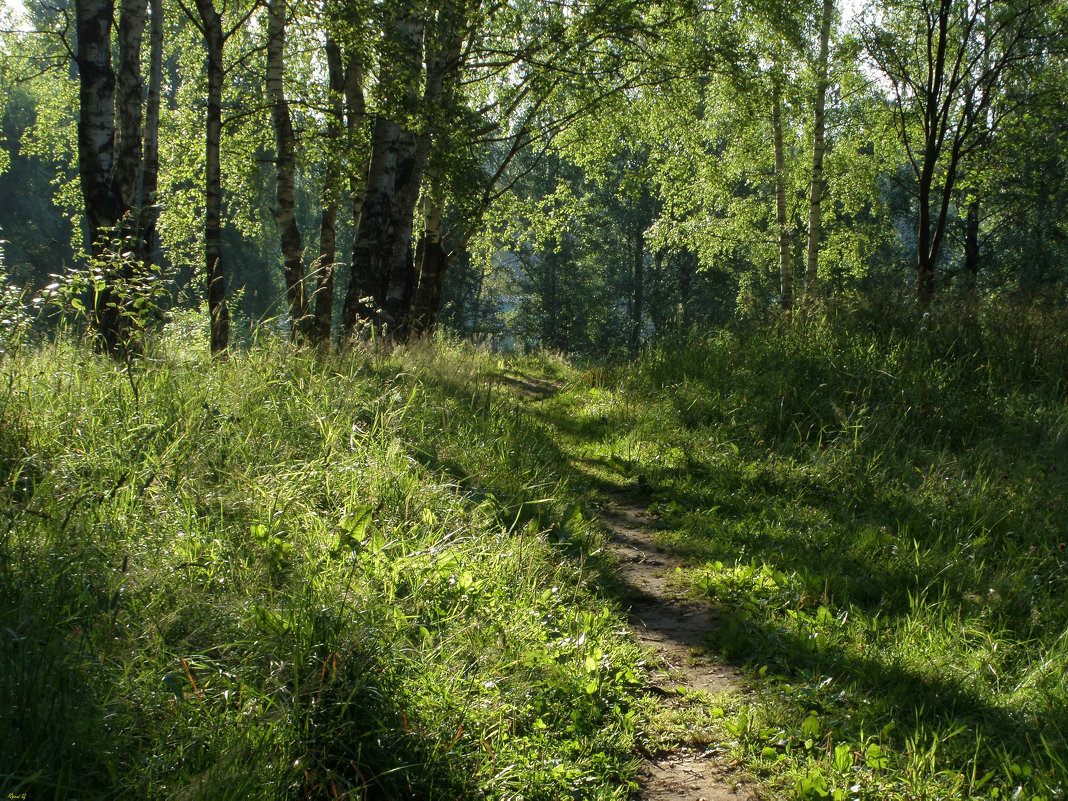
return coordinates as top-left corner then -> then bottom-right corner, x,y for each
520,381 -> 1067,798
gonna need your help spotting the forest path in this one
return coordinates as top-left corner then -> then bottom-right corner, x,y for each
501,373 -> 759,798
598,496 -> 760,801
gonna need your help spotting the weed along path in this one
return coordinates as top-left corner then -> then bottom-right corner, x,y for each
599,495 -> 759,801
501,367 -> 761,798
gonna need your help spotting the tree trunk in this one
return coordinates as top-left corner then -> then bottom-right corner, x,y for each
963,198 -> 979,286
342,115 -> 401,336
380,127 -> 427,335
410,169 -> 448,337
772,81 -> 792,311
196,0 -> 229,355
383,1 -> 469,338
138,0 -> 162,267
916,123 -> 945,307
267,0 -> 307,342
342,0 -> 469,342
76,0 -> 128,352
114,0 -> 147,216
341,3 -> 424,339
804,0 -> 833,299
916,0 -> 951,308
630,224 -> 644,353
76,0 -> 121,241
917,184 -> 935,306
648,247 -> 666,334
343,9 -> 426,338
343,48 -> 369,230
310,37 -> 347,346
324,49 -> 368,345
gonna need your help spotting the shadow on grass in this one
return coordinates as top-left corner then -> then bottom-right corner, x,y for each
396,370 -> 577,533
0,527 -> 476,800
705,598 -> 1068,755
515,383 -> 1067,776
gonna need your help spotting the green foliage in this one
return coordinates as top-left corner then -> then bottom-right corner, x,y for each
0,267 -> 32,358
0,338 -> 641,799
0,83 -> 78,284
541,296 -> 1068,800
33,231 -> 172,354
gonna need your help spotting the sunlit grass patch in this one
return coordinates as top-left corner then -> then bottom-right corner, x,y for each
0,336 -> 642,799
543,298 -> 1068,800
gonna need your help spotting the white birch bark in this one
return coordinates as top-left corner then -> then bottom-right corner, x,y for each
267,0 -> 307,340
114,0 -> 147,214
138,0 -> 162,266
75,0 -> 120,239
310,37 -> 348,346
195,0 -> 229,354
773,81 -> 793,311
341,1 -> 422,336
804,0 -> 834,298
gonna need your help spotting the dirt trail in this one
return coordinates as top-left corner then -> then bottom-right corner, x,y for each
504,378 -> 758,798
599,497 -> 760,801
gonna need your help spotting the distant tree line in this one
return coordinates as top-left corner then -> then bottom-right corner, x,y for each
1,0 -> 1066,356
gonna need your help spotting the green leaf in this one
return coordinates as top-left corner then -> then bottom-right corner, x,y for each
250,604 -> 289,634
833,743 -> 853,773
561,502 -> 583,527
340,505 -> 373,537
864,743 -> 889,770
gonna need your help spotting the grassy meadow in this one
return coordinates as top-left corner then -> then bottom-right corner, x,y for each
2,291 -> 1067,799
0,318 -> 642,799
536,293 -> 1068,800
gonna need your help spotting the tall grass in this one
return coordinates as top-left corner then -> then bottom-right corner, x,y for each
542,293 -> 1068,800
0,323 -> 641,799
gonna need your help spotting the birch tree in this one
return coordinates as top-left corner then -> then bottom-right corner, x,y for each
862,0 -> 1053,305
340,0 -> 424,338
179,0 -> 262,353
340,0 -> 471,341
138,0 -> 163,267
266,0 -> 307,340
380,0 -> 469,336
308,36 -> 349,346
804,0 -> 834,299
772,77 -> 793,310
195,0 -> 229,353
74,0 -> 152,353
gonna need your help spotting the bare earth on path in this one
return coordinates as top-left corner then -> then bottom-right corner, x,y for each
599,496 -> 761,801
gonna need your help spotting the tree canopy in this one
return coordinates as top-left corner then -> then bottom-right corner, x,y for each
1,0 -> 1067,353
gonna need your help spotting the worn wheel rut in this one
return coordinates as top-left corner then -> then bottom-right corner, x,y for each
599,496 -> 760,801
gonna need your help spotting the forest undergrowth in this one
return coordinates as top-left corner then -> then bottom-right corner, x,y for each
0,316 -> 643,799
535,292 -> 1068,801
2,290 -> 1067,800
